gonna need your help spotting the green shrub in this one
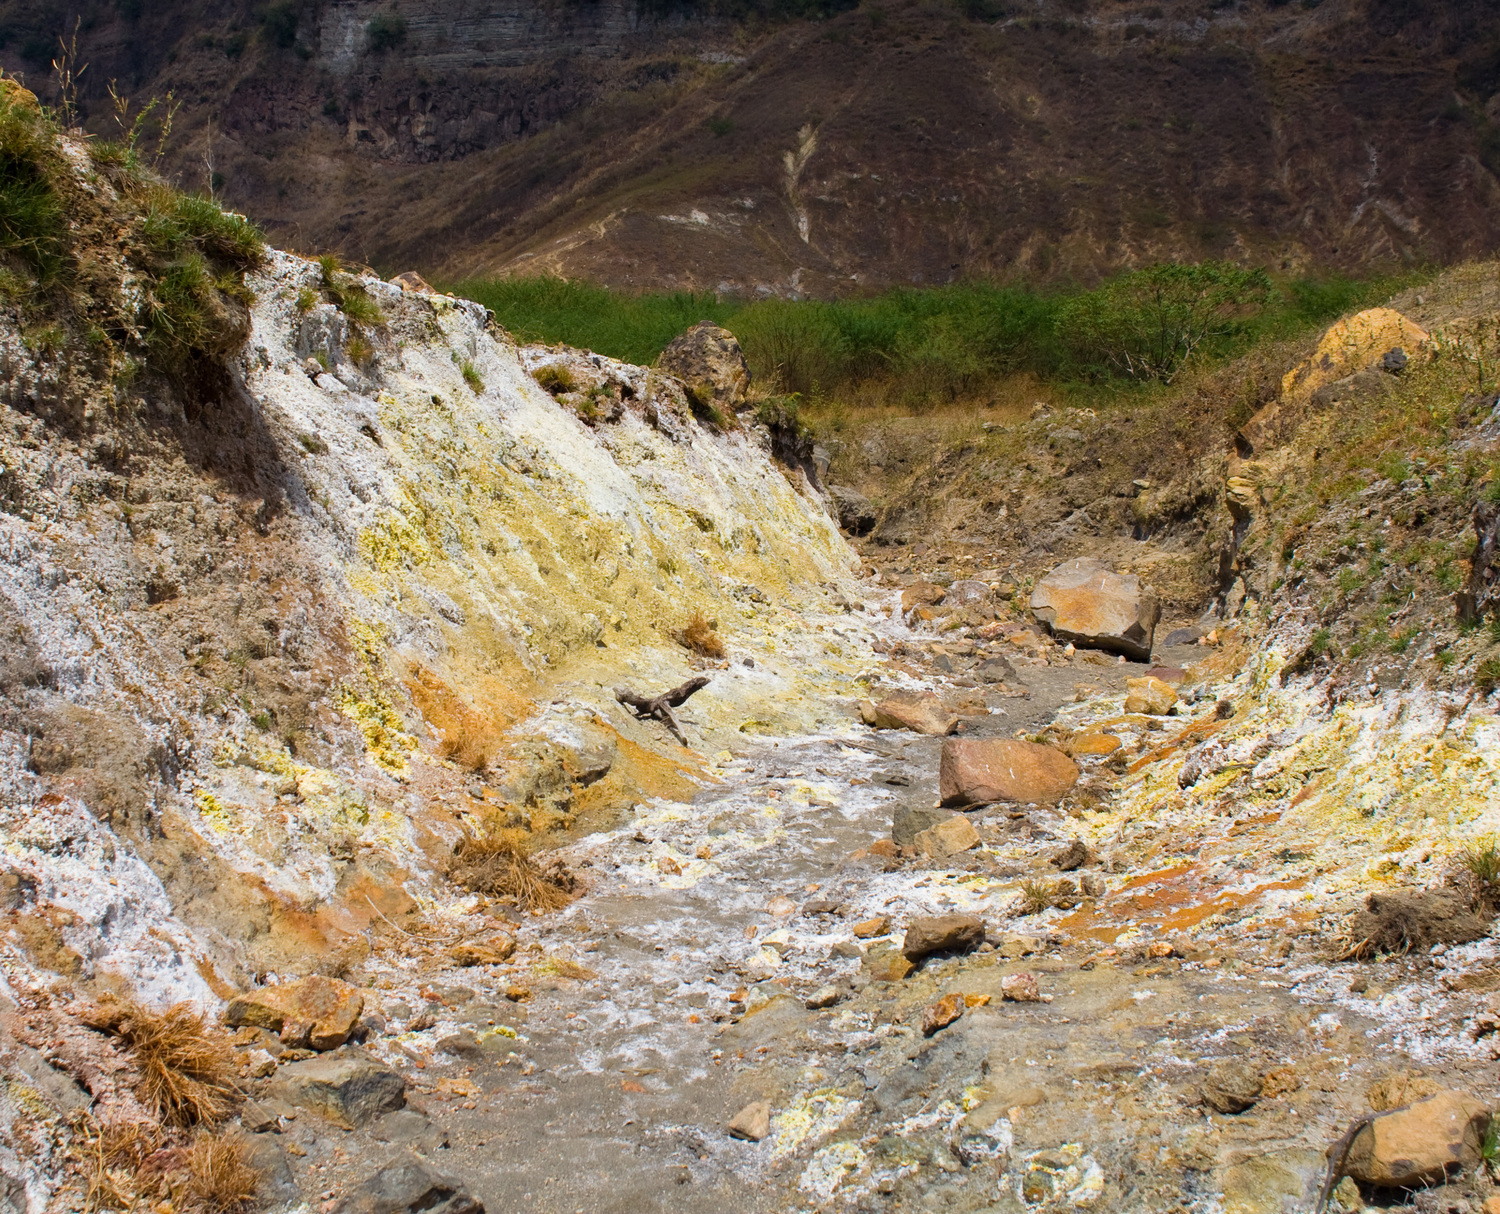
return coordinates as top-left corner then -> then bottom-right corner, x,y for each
366,11 -> 407,52
461,359 -> 483,393
0,84 -> 65,282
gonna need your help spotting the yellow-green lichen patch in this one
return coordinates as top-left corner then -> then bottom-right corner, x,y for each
337,689 -> 417,776
193,789 -> 234,835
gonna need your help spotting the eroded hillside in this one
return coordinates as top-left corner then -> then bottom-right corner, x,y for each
0,0 -> 1497,291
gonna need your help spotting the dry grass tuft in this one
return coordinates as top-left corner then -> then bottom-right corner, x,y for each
180,1130 -> 261,1214
1453,836 -> 1500,913
1014,878 -> 1055,917
677,610 -> 726,659
81,1118 -> 162,1213
102,1000 -> 239,1126
448,824 -> 578,913
438,719 -> 495,772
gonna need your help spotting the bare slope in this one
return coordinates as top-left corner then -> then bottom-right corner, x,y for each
2,0 -> 1498,291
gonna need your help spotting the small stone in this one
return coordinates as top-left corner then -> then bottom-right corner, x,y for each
240,1099 -> 278,1133
449,938 -> 516,967
246,1048 -> 278,1078
1049,840 -> 1089,871
1202,1059 -> 1262,1114
870,693 -> 958,736
921,993 -> 965,1036
865,945 -> 916,983
964,993 -> 991,1008
224,975 -> 366,1052
766,895 -> 797,916
1147,940 -> 1175,958
802,899 -> 840,916
830,940 -> 865,959
913,815 -> 981,859
1000,972 -> 1042,1002
852,916 -> 892,939
1124,676 -> 1178,716
331,1158 -> 483,1214
1329,1176 -> 1362,1212
1343,1089 -> 1490,1187
269,1051 -> 406,1129
805,985 -> 842,1010
858,699 -> 878,726
727,1099 -> 772,1142
998,935 -> 1042,959
893,805 -> 952,846
903,914 -> 985,961
504,986 -> 531,1002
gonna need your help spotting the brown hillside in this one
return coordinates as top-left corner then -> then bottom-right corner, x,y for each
2,0 -> 1497,292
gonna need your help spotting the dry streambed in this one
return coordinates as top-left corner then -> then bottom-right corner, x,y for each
229,595 -> 1500,1214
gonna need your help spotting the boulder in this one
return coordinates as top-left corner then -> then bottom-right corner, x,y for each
1343,1090 -> 1489,1188
269,1052 -> 406,1129
655,322 -> 750,413
901,582 -> 945,613
913,815 -> 981,859
224,976 -> 365,1051
1202,1059 -> 1262,1114
1124,676 -> 1178,716
727,1100 -> 772,1142
939,738 -> 1079,807
871,694 -> 957,736
903,914 -> 985,961
1029,558 -> 1160,660
333,1159 -> 484,1214
828,486 -> 876,536
893,805 -> 953,847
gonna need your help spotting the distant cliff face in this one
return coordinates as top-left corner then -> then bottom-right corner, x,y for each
2,0 -> 1498,292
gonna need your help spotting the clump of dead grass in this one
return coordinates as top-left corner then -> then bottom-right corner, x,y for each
1453,836 -> 1500,914
448,823 -> 578,913
676,610 -> 726,659
81,1118 -> 162,1214
1014,878 -> 1055,917
88,999 -> 238,1126
438,719 -> 496,771
178,1130 -> 260,1214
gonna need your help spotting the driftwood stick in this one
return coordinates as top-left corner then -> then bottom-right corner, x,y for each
615,676 -> 711,746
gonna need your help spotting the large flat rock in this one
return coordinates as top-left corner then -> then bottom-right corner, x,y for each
1029,557 -> 1160,661
939,738 -> 1079,807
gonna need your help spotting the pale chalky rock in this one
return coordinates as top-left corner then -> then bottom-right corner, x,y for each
1124,676 -> 1178,716
225,975 -> 365,1051
1030,557 -> 1160,660
939,738 -> 1079,807
914,815 -> 981,859
871,693 -> 957,736
903,914 -> 985,961
728,1100 -> 772,1142
1000,972 -> 1043,1002
1344,1090 -> 1490,1187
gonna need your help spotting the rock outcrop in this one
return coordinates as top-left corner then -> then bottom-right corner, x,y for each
655,321 -> 750,414
1343,1090 -> 1489,1187
1030,558 -> 1160,660
224,975 -> 365,1051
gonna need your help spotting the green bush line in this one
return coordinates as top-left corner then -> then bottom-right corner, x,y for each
449,266 -> 1420,407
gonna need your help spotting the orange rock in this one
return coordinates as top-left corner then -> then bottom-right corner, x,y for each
902,582 -> 945,613
964,993 -> 992,1008
1124,676 -> 1178,715
921,992 -> 966,1036
449,938 -> 516,967
1345,1090 -> 1489,1187
939,738 -> 1079,807
852,915 -> 892,938
1067,731 -> 1121,758
224,976 -> 365,1051
865,839 -> 899,858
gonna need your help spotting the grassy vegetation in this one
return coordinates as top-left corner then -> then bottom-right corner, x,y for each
452,266 -> 1416,410
0,74 -> 266,385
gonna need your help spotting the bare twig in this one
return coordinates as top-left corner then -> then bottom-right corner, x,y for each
615,676 -> 711,746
